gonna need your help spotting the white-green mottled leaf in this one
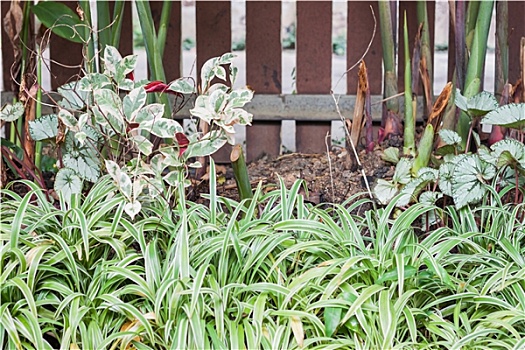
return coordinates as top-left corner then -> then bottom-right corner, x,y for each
62,129 -> 100,182
78,73 -> 112,91
123,87 -> 147,120
490,139 -> 525,169
131,134 -> 153,156
54,168 -> 82,198
141,118 -> 183,138
452,154 -> 496,209
374,179 -> 399,205
29,114 -> 58,141
214,66 -> 227,81
438,162 -> 454,197
393,158 -> 412,185
58,109 -> 78,130
0,102 -> 24,121
103,46 -> 123,77
124,201 -> 141,220
75,131 -> 87,145
219,52 -> 236,65
228,88 -> 254,108
382,147 -> 399,164
184,133 -> 227,158
168,79 -> 195,94
93,89 -> 125,133
200,57 -> 219,91
163,170 -> 181,187
482,103 -> 525,129
455,89 -> 469,112
58,82 -> 89,110
439,129 -> 462,146
135,104 -> 164,123
397,173 -> 434,207
466,91 -> 498,117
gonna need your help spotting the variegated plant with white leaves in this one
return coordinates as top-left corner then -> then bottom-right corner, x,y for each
22,46 -> 253,219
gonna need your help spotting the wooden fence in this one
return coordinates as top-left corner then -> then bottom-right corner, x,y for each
2,1 -> 524,162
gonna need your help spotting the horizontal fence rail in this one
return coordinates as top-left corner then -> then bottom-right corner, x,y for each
1,1 -> 524,162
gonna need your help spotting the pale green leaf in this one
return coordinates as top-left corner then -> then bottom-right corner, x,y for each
0,102 -> 24,121
28,114 -> 58,141
54,168 -> 82,198
482,103 -> 525,129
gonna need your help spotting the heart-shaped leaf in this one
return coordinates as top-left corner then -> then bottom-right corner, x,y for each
482,103 -> 525,129
0,102 -> 24,121
54,168 -> 82,199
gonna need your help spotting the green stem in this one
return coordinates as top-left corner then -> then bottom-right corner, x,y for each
35,44 -> 43,170
403,11 -> 415,155
231,145 -> 253,202
111,0 -> 126,49
79,0 -> 96,73
157,1 -> 173,58
378,1 -> 398,114
495,0 -> 508,96
459,0 -> 494,149
135,1 -> 171,118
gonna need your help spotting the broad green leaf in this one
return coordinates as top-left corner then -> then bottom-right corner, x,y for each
62,128 -> 100,182
123,87 -> 147,120
393,158 -> 412,185
32,1 -> 85,43
324,307 -> 341,337
0,102 -> 24,121
131,135 -> 153,156
141,118 -> 183,138
93,89 -> 123,120
135,104 -> 164,123
439,129 -> 462,146
28,114 -> 58,141
397,171 -> 435,207
58,82 -> 89,110
466,91 -> 498,117
169,79 -> 195,94
490,139 -> 525,169
482,103 -> 525,129
78,73 -> 112,91
381,147 -> 399,164
54,168 -> 82,197
377,265 -> 417,284
452,154 -> 496,208
374,179 -> 398,205
184,132 -> 227,158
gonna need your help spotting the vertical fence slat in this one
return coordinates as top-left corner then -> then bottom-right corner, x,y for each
150,1 -> 181,81
447,4 -> 455,83
397,1 -> 435,94
2,1 -> 16,92
245,1 -> 282,162
196,1 -> 231,162
296,1 -> 332,154
347,1 -> 382,94
49,1 -> 83,89
508,1 -> 525,86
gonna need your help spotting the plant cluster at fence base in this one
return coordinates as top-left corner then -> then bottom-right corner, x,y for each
374,88 -> 525,213
1,46 -> 254,219
2,172 -> 525,349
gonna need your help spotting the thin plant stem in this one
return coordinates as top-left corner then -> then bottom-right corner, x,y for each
35,44 -> 43,170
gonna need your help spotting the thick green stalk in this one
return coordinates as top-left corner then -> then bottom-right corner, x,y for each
97,1 -> 111,50
495,0 -> 508,96
110,0 -> 126,49
378,1 -> 398,114
231,145 -> 253,202
35,44 -> 43,170
157,1 -> 173,58
465,1 -> 481,51
135,1 -> 171,117
79,0 -> 96,73
458,0 -> 494,147
403,12 -> 415,155
417,1 -> 433,114
412,124 -> 434,176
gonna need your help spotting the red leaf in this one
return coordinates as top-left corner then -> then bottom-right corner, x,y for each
145,81 -> 169,93
175,132 -> 189,156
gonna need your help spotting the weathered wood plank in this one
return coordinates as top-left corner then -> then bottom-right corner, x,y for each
245,1 -> 282,161
296,1 -> 332,154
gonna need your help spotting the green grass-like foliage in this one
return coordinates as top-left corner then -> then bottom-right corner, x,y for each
1,171 -> 525,349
